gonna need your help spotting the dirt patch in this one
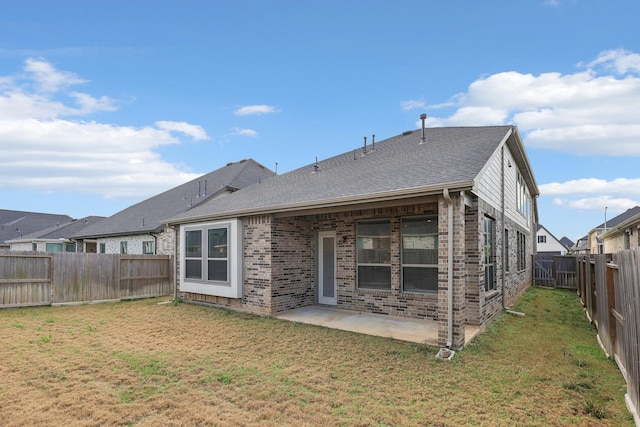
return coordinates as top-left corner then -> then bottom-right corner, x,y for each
0,288 -> 633,426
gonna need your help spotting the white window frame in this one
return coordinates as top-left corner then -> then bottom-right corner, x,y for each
180,219 -> 242,299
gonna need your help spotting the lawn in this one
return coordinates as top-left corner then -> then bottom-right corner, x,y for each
0,287 -> 632,426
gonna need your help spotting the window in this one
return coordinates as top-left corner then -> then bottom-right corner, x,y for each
120,241 -> 128,254
504,229 -> 509,272
99,243 -> 106,254
181,220 -> 242,299
402,216 -> 438,293
516,172 -> 530,218
143,240 -> 155,255
537,235 -> 547,244
207,228 -> 228,281
357,220 -> 391,290
65,243 -> 76,252
484,216 -> 496,291
32,242 -> 37,251
45,243 -> 63,252
185,230 -> 202,279
517,231 -> 526,271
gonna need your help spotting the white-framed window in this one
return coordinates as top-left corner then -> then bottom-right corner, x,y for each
120,241 -> 128,254
143,240 -> 155,255
32,242 -> 37,251
180,219 -> 242,298
401,215 -> 438,293
516,172 -> 531,218
99,243 -> 106,254
357,220 -> 391,290
65,243 -> 76,252
537,235 -> 546,244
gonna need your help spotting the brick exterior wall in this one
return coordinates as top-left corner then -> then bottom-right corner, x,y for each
176,194 -> 534,350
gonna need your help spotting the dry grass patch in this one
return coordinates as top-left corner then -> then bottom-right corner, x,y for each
0,287 -> 632,426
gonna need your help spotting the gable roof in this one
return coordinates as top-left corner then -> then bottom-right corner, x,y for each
74,159 -> 274,239
7,216 -> 105,243
594,206 -> 640,231
560,237 -> 574,248
0,209 -> 74,246
536,223 -> 569,250
168,125 -> 538,224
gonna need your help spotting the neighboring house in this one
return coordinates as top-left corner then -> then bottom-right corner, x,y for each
73,159 -> 275,255
587,206 -> 640,254
560,237 -> 574,250
0,209 -> 73,249
600,210 -> 640,253
7,216 -> 105,252
536,224 -> 569,255
571,236 -> 589,254
167,122 -> 539,350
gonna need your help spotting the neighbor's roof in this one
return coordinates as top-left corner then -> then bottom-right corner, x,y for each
6,216 -> 105,243
560,237 -> 574,248
0,209 -> 74,246
593,206 -> 640,231
168,125 -> 538,224
74,159 -> 274,239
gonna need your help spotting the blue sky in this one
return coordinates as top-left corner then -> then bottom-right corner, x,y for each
1,0 -> 639,243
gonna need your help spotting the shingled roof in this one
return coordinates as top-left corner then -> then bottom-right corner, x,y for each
0,209 -> 73,246
74,159 -> 274,239
168,125 -> 537,224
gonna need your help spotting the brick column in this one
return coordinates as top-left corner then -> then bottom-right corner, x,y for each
437,192 -> 466,350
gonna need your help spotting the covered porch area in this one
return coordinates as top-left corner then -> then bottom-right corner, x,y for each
276,305 -> 480,346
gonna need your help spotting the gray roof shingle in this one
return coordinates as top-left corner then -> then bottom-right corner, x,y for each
73,159 -> 274,239
169,126 -> 521,223
0,209 -> 74,245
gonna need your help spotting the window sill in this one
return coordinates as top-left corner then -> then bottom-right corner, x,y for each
485,289 -> 500,300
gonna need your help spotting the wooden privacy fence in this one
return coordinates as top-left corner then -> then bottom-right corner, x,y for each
534,254 -> 578,289
577,251 -> 640,424
0,251 -> 172,308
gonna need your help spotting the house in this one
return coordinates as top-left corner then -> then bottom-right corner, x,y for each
570,236 -> 589,254
600,208 -> 640,253
587,206 -> 640,254
166,121 -> 539,350
536,224 -> 569,255
73,159 -> 275,255
7,216 -> 105,252
0,209 -> 74,249
560,236 -> 574,250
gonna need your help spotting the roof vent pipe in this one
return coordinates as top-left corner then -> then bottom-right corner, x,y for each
372,134 -> 375,150
420,113 -> 427,144
363,136 -> 367,154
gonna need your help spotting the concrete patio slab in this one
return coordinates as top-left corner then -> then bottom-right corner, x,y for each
276,306 -> 481,346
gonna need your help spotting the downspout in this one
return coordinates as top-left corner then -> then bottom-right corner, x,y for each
172,225 -> 178,302
443,188 -> 454,349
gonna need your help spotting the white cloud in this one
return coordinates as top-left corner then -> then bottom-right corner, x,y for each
425,50 -> 640,156
400,99 -> 425,111
233,104 -> 279,116
540,178 -> 640,196
229,127 -> 258,137
155,121 -> 208,140
0,59 -> 206,200
553,196 -> 638,213
541,178 -> 640,215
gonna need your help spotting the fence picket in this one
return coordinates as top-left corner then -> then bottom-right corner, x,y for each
0,251 -> 171,307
